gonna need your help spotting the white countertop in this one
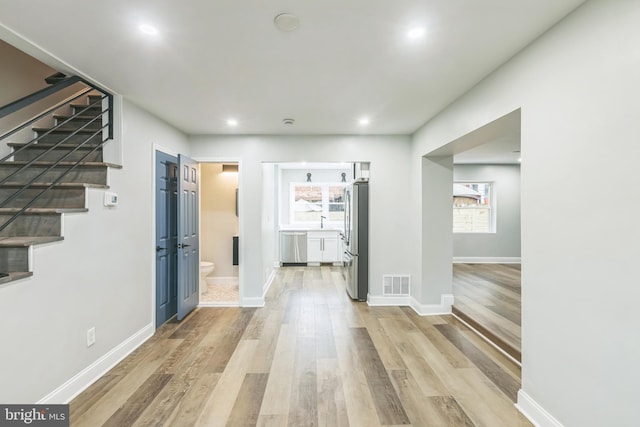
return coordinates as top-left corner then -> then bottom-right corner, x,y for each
279,226 -> 343,233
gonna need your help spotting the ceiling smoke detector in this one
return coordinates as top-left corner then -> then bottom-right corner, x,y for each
283,118 -> 295,125
274,13 -> 300,32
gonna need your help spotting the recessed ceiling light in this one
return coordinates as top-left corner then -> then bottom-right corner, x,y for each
406,27 -> 426,40
358,117 -> 370,126
227,118 -> 238,127
274,13 -> 300,32
283,118 -> 295,125
139,24 -> 159,36
517,157 -> 522,163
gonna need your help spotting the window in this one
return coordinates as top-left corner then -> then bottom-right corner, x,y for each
291,183 -> 346,225
453,182 -> 494,233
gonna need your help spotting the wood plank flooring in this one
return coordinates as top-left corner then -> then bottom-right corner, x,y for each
70,266 -> 530,426
452,264 -> 521,361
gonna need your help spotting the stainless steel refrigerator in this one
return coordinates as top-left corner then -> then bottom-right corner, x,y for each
342,178 -> 369,301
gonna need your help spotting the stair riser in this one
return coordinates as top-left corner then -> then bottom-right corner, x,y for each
0,188 -> 86,209
0,214 -> 62,237
88,95 -> 104,104
54,116 -> 103,130
71,106 -> 102,117
0,166 -> 107,186
12,147 -> 103,162
34,132 -> 103,145
0,247 -> 29,272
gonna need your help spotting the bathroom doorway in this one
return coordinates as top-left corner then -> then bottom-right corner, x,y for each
199,162 -> 240,305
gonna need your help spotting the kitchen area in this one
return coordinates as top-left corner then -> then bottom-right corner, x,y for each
273,162 -> 369,300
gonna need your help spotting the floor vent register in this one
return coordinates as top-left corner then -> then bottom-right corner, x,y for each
383,275 -> 410,296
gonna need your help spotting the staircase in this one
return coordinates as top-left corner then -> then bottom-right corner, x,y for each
0,79 -> 118,285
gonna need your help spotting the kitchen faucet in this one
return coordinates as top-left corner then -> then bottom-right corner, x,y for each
320,215 -> 327,229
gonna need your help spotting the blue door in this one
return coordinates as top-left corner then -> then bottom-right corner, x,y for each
155,151 -> 178,327
177,154 -> 199,320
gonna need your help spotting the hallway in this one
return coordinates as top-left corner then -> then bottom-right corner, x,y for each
70,266 -> 530,426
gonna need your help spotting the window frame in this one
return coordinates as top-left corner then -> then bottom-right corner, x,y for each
453,181 -> 496,234
289,182 -> 347,227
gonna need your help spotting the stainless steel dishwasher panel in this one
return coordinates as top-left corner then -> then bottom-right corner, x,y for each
280,231 -> 307,264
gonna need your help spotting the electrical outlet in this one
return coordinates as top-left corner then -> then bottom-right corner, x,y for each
87,327 -> 96,347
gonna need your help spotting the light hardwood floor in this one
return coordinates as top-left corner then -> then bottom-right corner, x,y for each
452,264 -> 522,362
70,266 -> 531,426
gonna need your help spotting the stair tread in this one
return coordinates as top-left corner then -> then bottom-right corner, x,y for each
0,208 -> 88,214
0,272 -> 33,285
0,183 -> 108,189
7,142 -> 101,148
32,127 -> 102,134
70,102 -> 101,107
0,161 -> 121,169
0,236 -> 64,247
53,114 -> 103,120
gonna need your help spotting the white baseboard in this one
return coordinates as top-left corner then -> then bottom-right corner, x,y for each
410,294 -> 454,316
453,257 -> 521,264
241,297 -> 265,307
263,269 -> 276,295
367,295 -> 411,306
366,294 -> 453,317
516,390 -> 565,427
205,276 -> 238,286
37,323 -> 154,404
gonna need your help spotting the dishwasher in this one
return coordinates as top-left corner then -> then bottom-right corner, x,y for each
280,231 -> 307,264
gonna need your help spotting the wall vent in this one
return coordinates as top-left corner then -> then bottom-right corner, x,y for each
383,275 -> 410,296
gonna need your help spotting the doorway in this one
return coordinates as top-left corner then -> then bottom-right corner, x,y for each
423,109 -> 522,362
198,162 -> 240,305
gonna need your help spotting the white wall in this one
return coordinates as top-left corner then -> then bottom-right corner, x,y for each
0,99 -> 189,403
190,135 -> 413,304
412,1 -> 640,425
453,164 -> 521,259
200,163 -> 239,278
262,164 -> 277,286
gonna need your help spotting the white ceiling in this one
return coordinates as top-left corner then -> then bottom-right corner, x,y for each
0,0 -> 584,136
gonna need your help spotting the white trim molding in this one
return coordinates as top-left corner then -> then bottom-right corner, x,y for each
410,294 -> 454,316
516,390 -> 565,427
367,293 -> 454,317
263,269 -> 277,295
367,295 -> 411,306
241,297 -> 265,308
453,257 -> 521,264
38,323 -> 154,404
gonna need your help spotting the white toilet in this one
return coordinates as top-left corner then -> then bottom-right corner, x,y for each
199,261 -> 215,295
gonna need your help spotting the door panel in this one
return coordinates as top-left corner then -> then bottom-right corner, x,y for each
177,154 -> 199,321
155,151 -> 178,327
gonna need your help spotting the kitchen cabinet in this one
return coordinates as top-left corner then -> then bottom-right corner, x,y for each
307,230 -> 340,263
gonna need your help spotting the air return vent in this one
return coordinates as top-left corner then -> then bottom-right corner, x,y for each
383,275 -> 410,296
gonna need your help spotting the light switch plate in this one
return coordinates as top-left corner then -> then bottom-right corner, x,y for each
104,192 -> 118,207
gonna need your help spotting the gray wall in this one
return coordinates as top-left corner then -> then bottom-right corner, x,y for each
0,100 -> 189,403
190,135 -> 414,304
0,40 -> 84,157
412,1 -> 640,425
453,164 -> 521,259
